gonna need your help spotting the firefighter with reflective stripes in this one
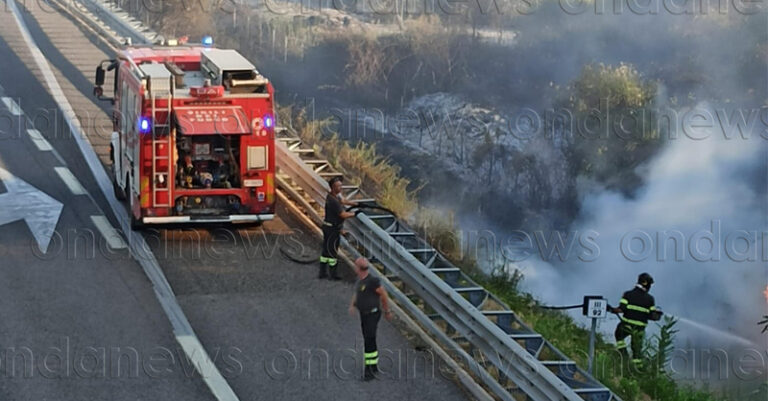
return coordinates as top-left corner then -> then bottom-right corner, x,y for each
610,272 -> 663,366
349,257 -> 392,381
319,176 -> 357,280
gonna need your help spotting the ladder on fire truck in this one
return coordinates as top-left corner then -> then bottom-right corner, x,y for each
149,72 -> 174,207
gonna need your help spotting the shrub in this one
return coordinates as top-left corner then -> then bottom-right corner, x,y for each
278,105 -> 419,218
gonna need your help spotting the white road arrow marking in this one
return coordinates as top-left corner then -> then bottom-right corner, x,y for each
0,167 -> 63,253
1,97 -> 23,116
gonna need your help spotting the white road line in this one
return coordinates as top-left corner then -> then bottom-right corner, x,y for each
5,2 -> 241,400
1,96 -> 23,115
26,128 -> 53,151
0,84 -> 70,167
54,167 -> 86,195
90,215 -> 127,249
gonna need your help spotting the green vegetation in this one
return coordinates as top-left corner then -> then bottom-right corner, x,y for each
277,106 -> 420,218
411,207 -> 471,266
558,63 -> 662,193
340,19 -> 470,106
479,271 -> 728,401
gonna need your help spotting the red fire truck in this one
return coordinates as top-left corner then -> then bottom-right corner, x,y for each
94,41 -> 276,228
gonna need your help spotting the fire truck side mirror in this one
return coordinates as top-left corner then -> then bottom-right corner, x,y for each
94,65 -> 114,104
94,65 -> 107,101
95,66 -> 106,87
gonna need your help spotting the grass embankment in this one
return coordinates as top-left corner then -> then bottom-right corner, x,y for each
277,106 -> 420,218
480,272 -> 736,401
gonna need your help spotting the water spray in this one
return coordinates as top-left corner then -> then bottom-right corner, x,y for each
664,313 -> 759,348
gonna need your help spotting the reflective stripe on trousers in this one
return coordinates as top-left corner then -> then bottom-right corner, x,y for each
318,256 -> 337,266
361,310 -> 381,367
364,351 -> 378,365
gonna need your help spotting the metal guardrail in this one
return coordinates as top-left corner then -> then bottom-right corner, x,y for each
47,2 -> 623,398
70,0 -> 159,45
274,129 -> 623,401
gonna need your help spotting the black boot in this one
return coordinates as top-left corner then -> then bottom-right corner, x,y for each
318,263 -> 328,279
363,365 -> 377,381
328,265 -> 341,281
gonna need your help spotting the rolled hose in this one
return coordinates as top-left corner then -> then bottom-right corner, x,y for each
279,246 -> 318,264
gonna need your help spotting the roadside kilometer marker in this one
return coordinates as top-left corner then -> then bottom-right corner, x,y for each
1,97 -> 23,116
54,166 -> 87,195
27,129 -> 53,151
0,167 -> 63,253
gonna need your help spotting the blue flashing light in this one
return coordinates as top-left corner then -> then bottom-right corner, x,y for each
139,117 -> 151,133
202,35 -> 214,47
264,115 -> 274,129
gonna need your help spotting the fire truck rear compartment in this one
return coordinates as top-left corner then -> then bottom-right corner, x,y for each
174,135 -> 244,215
176,134 -> 240,189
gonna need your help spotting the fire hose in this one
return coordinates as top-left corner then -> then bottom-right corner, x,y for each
278,201 -> 396,265
539,302 -> 664,321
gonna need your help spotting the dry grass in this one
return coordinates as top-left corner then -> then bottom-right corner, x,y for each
278,105 -> 419,218
412,207 -> 462,260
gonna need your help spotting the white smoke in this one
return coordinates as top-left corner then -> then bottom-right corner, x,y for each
518,105 -> 768,349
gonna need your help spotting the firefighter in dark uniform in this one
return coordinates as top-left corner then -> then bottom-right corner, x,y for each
348,257 -> 392,380
319,176 -> 357,280
610,272 -> 663,366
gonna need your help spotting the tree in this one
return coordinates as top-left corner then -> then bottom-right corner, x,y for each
128,0 -> 216,38
557,63 -> 661,194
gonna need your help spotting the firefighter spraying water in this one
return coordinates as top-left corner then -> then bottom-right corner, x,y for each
93,37 -> 276,228
609,272 -> 663,367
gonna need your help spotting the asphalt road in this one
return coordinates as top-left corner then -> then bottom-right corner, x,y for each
0,31 -> 214,401
150,213 -> 469,401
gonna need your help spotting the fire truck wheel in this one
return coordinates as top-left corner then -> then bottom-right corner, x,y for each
130,205 -> 143,230
129,183 -> 143,230
113,173 -> 126,200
